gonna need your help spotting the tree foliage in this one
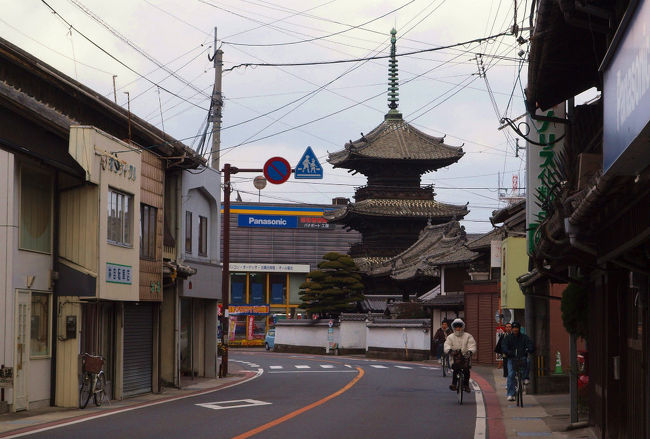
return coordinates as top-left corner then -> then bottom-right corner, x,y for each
561,281 -> 588,339
299,252 -> 365,317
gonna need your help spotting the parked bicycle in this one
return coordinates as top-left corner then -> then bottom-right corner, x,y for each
79,353 -> 106,409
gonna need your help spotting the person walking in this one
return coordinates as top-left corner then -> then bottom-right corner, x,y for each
495,322 -> 512,378
444,318 -> 477,393
502,321 -> 535,401
432,319 -> 452,362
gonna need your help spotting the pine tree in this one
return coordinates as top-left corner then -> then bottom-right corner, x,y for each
299,252 -> 365,317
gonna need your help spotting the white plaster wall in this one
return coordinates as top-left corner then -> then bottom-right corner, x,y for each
366,326 -> 430,351
275,324 -> 339,348
339,321 -> 366,350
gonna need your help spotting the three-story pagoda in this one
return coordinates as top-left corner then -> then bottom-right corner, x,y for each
325,29 -> 469,292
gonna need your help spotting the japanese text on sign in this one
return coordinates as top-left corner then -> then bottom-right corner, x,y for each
106,263 -> 132,284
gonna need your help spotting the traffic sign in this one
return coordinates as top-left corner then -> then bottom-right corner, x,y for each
263,157 -> 291,184
294,146 -> 323,179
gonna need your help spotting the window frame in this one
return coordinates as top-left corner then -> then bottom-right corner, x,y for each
29,291 -> 52,359
140,204 -> 158,260
107,188 -> 134,247
198,215 -> 208,256
185,211 -> 192,254
19,166 -> 53,254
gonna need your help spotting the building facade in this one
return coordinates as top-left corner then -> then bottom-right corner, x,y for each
223,202 -> 360,346
0,37 -> 206,411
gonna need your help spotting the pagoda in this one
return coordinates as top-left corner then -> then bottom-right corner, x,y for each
325,29 -> 469,294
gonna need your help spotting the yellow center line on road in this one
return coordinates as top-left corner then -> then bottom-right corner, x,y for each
229,366 -> 365,439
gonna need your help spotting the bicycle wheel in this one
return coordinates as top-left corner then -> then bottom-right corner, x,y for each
516,374 -> 524,407
457,371 -> 464,405
79,373 -> 92,409
94,372 -> 106,406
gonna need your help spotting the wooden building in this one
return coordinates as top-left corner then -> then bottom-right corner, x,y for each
523,0 -> 649,436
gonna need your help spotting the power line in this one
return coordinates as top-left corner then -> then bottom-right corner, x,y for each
224,30 -> 510,71
39,0 -> 209,112
220,0 -> 415,46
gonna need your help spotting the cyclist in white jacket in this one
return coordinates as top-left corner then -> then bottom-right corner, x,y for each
444,318 -> 477,392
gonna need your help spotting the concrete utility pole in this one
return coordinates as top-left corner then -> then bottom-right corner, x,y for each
210,27 -> 224,171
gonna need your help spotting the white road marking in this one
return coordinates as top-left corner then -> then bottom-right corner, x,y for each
394,366 -> 413,369
344,364 -> 352,368
370,365 -> 388,369
0,368 -> 264,439
196,399 -> 271,410
320,365 -> 335,369
269,366 -> 283,369
295,365 -> 310,369
471,379 -> 486,439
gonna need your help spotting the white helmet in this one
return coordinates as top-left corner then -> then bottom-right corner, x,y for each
451,318 -> 465,331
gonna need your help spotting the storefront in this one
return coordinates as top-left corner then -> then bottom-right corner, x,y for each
228,264 -> 310,346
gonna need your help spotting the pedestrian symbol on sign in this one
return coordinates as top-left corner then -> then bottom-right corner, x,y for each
294,146 -> 323,179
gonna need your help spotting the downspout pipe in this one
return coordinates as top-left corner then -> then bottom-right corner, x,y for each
50,171 -> 60,406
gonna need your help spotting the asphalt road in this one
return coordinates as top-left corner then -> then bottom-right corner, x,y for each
21,351 -> 480,439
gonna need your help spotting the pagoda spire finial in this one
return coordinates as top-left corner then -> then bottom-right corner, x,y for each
386,28 -> 402,120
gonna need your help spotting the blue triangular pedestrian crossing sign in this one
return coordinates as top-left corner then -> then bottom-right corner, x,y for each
294,146 -> 323,179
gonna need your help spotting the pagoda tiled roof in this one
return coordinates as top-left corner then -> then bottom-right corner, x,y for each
354,220 -> 479,279
328,117 -> 464,168
324,198 -> 469,222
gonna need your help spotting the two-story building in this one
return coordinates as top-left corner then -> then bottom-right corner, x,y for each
0,37 -> 209,411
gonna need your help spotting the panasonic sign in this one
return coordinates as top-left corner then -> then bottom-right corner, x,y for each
238,214 -> 298,228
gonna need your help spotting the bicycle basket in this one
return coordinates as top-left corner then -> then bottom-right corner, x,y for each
83,355 -> 104,374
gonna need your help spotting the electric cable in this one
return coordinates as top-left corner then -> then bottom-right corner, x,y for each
39,0 -> 209,111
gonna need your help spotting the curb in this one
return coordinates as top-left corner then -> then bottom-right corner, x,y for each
471,370 -> 507,439
0,371 -> 257,438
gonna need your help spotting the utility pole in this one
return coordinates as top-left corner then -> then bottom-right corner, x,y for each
210,27 -> 224,171
219,163 -> 231,377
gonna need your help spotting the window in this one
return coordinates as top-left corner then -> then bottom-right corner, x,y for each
140,204 -> 157,259
107,189 -> 133,246
198,215 -> 208,256
30,292 -> 51,357
185,211 -> 192,254
20,168 -> 52,253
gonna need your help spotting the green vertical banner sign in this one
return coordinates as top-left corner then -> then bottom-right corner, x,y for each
525,104 -> 566,255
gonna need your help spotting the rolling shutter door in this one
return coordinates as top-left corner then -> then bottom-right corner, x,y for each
478,294 -> 495,365
123,303 -> 153,397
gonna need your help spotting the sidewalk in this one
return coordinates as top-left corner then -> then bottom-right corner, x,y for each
0,363 -> 252,438
472,365 -> 597,439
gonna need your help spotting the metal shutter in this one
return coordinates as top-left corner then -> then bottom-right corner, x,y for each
123,303 -> 153,397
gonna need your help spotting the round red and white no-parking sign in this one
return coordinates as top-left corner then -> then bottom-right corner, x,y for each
263,157 -> 292,184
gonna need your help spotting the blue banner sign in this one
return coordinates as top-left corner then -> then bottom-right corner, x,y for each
238,214 -> 298,228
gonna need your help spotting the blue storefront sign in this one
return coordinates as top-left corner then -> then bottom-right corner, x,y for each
238,214 -> 298,228
602,0 -> 650,175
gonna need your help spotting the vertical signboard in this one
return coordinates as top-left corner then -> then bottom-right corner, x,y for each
526,104 -> 566,255
602,0 -> 650,175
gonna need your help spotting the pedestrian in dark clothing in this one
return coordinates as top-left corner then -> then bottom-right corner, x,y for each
502,321 -> 535,401
494,322 -> 512,378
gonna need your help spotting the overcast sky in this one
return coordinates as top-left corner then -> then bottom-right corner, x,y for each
0,0 -> 533,233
